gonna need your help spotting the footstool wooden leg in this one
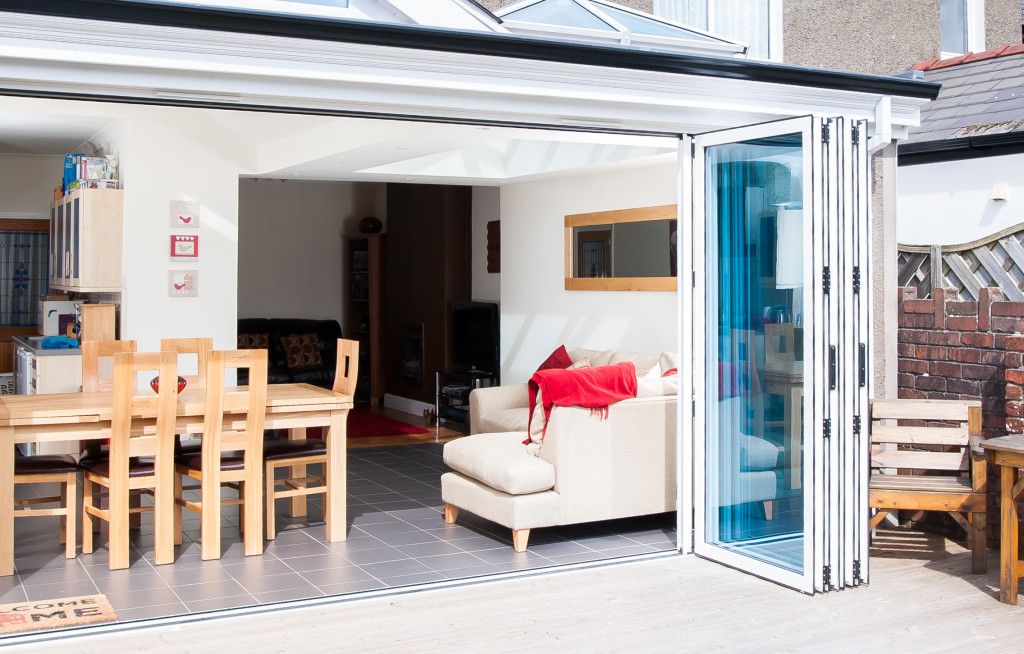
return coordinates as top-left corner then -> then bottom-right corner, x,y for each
512,529 -> 530,552
444,504 -> 458,524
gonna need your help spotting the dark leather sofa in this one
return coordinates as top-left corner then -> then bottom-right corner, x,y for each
237,318 -> 342,388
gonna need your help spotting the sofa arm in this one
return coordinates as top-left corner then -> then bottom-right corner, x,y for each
469,383 -> 530,435
539,395 -> 678,525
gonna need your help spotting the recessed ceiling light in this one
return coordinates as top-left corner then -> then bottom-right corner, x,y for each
395,146 -> 410,150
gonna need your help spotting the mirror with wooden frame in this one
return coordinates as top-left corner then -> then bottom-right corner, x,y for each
564,204 -> 678,291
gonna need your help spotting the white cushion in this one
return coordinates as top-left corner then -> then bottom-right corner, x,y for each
443,432 -> 555,496
479,407 -> 529,434
740,434 -> 780,471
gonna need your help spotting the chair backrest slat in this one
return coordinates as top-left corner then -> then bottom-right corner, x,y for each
869,398 -> 981,473
160,338 -> 213,390
82,340 -> 137,392
333,338 -> 359,397
202,349 -> 268,466
111,351 -> 177,461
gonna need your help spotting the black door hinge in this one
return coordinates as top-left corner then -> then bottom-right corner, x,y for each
692,399 -> 696,418
822,124 -> 830,144
823,565 -> 832,587
823,266 -> 831,295
852,266 -> 861,294
859,343 -> 867,388
692,271 -> 696,288
852,124 -> 860,145
829,345 -> 837,390
853,559 -> 862,580
691,141 -> 696,158
823,418 -> 831,439
853,415 -> 861,436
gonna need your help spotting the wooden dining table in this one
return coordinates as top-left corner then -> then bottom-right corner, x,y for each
0,383 -> 352,576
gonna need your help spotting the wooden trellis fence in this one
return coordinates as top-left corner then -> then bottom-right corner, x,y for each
898,223 -> 1024,301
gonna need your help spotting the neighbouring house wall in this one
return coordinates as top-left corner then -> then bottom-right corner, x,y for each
499,163 -> 677,384
0,154 -> 64,215
471,185 -> 500,303
896,285 -> 1024,546
784,0 -> 940,75
238,178 -> 386,327
897,154 -> 1024,246
986,0 -> 1022,51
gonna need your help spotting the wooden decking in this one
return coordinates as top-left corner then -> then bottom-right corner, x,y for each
14,528 -> 1020,652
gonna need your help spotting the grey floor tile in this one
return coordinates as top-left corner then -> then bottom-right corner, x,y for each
23,579 -> 101,601
17,563 -> 93,587
174,578 -> 249,603
185,594 -> 257,614
379,571 -> 448,587
153,562 -> 237,586
265,540 -> 331,559
418,552 -> 489,573
104,585 -> 182,611
359,558 -> 433,581
0,586 -> 27,604
375,530 -> 439,547
440,564 -> 501,579
220,557 -> 295,580
113,602 -> 189,623
251,586 -> 324,604
317,578 -> 387,597
279,552 -> 350,573
301,564 -> 375,587
339,546 -> 407,566
92,570 -> 171,594
237,572 -> 318,595
396,540 -> 468,558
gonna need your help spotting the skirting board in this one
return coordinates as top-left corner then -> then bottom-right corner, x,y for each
384,393 -> 433,417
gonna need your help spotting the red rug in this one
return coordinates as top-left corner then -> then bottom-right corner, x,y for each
294,409 -> 430,440
347,409 -> 430,439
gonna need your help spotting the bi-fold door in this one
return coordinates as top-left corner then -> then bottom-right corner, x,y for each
682,116 -> 870,593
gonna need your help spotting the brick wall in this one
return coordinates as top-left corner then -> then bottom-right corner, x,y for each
897,285 -> 1024,546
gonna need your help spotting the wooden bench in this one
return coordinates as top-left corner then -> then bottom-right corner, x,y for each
869,398 -> 987,574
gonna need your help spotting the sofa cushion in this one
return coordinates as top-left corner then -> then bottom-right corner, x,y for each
238,332 -> 269,349
568,347 -> 659,375
281,333 -> 324,370
479,407 -> 529,434
444,432 -> 555,496
740,434 -> 780,471
535,344 -> 573,373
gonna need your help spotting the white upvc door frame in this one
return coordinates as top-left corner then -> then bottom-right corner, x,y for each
690,115 -> 819,593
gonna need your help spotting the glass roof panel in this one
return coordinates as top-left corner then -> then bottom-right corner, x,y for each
505,0 -> 615,31
597,4 -> 721,42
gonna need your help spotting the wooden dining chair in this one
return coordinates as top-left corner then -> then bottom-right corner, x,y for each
13,451 -> 79,559
81,339 -> 138,392
160,338 -> 213,455
263,338 -> 357,540
175,349 -> 268,560
81,351 -> 179,569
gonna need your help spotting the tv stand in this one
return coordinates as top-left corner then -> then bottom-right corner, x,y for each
434,369 -> 496,425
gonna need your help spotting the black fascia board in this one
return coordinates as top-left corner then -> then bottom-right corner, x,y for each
0,0 -> 940,101
899,131 -> 1024,166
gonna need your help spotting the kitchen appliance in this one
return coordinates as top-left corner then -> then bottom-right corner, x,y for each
38,299 -> 78,336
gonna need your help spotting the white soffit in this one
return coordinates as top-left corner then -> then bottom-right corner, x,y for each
0,109 -> 117,155
0,12 -> 930,137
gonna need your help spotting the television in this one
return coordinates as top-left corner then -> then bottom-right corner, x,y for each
451,300 -> 499,373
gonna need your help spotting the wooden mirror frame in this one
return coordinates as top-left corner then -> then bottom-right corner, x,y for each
564,204 -> 678,291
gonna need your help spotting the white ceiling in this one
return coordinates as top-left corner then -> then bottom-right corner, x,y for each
0,106 -> 678,185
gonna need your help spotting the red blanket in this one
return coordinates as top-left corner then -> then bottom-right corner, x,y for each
526,361 -> 638,442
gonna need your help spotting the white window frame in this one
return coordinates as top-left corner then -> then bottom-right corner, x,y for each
940,0 -> 985,58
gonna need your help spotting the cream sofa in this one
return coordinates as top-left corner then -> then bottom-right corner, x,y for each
441,347 -> 676,551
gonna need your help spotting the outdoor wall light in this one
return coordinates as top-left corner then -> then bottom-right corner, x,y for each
991,183 -> 1009,201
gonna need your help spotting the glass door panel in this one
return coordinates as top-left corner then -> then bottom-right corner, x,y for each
692,116 -> 818,593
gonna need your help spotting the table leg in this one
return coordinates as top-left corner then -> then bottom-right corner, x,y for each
1001,465 -> 1019,604
201,453 -> 221,561
287,427 -> 307,518
242,450 -> 263,557
325,408 -> 348,542
0,430 -> 13,576
153,431 -> 175,566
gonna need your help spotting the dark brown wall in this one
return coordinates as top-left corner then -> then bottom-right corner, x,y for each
385,184 -> 471,403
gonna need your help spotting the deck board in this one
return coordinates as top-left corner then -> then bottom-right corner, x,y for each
11,529 -> 1019,652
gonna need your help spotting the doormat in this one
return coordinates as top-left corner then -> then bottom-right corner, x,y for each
0,594 -> 117,634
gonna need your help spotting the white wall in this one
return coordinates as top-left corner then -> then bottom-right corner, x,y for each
471,185 -> 500,303
500,163 -> 678,384
238,179 -> 386,326
0,154 -> 64,215
897,154 -> 1024,246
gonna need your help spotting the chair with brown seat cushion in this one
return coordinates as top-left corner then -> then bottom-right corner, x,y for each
174,349 -> 268,560
160,337 -> 213,457
263,338 -> 357,540
14,451 -> 78,559
81,351 -> 179,569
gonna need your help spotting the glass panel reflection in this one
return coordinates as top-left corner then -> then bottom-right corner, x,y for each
705,133 -> 805,573
572,220 -> 677,278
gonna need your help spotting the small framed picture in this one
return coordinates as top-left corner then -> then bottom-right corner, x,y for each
170,234 -> 198,259
170,200 -> 200,228
168,270 -> 198,297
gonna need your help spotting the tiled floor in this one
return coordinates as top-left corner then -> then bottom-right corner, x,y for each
4,444 -> 676,634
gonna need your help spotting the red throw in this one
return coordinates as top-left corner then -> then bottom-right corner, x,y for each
526,361 -> 638,443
